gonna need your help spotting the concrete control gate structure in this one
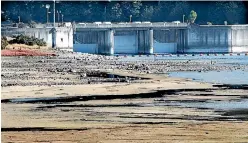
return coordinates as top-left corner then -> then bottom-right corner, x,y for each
74,22 -> 248,54
74,22 -> 187,55
2,22 -> 248,54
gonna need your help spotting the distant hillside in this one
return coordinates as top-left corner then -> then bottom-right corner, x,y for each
2,1 -> 248,25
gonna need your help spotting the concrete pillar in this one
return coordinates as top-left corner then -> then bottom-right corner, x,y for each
52,28 -> 56,48
107,29 -> 114,55
138,29 -> 154,54
176,29 -> 187,53
148,29 -> 154,54
182,30 -> 185,52
176,29 -> 181,53
98,29 -> 114,55
138,30 -> 145,54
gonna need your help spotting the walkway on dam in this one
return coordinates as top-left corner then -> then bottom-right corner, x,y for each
75,22 -> 188,30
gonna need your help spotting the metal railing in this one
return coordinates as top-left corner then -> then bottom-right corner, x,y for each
76,22 -> 188,29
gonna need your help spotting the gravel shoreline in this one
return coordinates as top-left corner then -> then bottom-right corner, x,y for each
2,50 -> 248,87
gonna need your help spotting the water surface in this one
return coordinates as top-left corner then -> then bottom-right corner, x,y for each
169,70 -> 248,84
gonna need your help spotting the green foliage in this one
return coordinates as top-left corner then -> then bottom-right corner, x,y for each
1,1 -> 247,24
141,5 -> 154,21
210,2 -> 246,24
189,10 -> 197,23
110,3 -> 122,21
9,35 -> 46,46
169,2 -> 189,20
1,36 -> 8,49
131,1 -> 142,18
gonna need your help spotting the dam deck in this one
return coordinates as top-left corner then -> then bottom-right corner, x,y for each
75,22 -> 188,31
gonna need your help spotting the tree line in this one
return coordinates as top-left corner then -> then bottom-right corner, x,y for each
2,1 -> 247,25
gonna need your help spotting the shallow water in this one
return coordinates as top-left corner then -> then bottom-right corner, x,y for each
169,70 -> 248,84
154,99 -> 248,111
119,55 -> 248,63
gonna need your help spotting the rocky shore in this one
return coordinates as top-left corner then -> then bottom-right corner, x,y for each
2,50 -> 248,87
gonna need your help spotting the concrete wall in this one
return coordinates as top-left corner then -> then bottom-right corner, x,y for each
75,29 -> 155,55
73,31 -> 98,54
73,44 -> 97,53
74,30 -> 114,55
186,25 -> 230,53
153,30 -> 178,53
55,27 -> 73,49
75,25 -> 248,54
4,24 -> 247,54
1,27 -> 73,49
2,28 -> 53,47
231,26 -> 248,53
114,30 -> 138,54
186,25 -> 248,53
114,35 -> 137,54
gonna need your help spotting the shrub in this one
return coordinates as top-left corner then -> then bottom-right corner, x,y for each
9,34 -> 46,46
1,36 -> 8,49
188,10 -> 197,23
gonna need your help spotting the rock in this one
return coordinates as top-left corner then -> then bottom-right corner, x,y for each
146,71 -> 151,74
80,73 -> 87,78
145,65 -> 150,70
37,60 -> 45,63
134,65 -> 139,70
88,80 -> 91,84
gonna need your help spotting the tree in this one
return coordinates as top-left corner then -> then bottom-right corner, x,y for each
210,2 -> 246,24
1,1 -> 247,24
189,10 -> 197,23
131,1 -> 142,19
168,2 -> 190,21
110,2 -> 122,22
141,5 -> 154,21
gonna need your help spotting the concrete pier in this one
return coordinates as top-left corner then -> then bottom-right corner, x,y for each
137,30 -> 145,54
138,29 -> 153,54
52,28 -> 56,48
185,25 -> 248,53
148,29 -> 154,54
108,29 -> 114,55
97,30 -> 114,55
177,29 -> 187,53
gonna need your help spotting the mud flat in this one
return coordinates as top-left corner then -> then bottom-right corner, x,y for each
1,50 -> 248,142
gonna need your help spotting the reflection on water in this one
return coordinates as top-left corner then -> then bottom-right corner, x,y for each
169,70 -> 248,84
